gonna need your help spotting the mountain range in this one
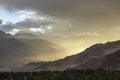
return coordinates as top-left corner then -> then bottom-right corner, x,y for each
0,31 -> 120,71
0,31 -> 59,71
18,40 -> 120,71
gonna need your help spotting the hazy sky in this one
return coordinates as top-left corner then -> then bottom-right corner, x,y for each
0,0 -> 120,62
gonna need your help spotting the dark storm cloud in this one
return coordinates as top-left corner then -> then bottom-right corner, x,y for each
0,23 -> 15,32
0,0 -> 120,18
0,0 -> 120,30
0,0 -> 120,39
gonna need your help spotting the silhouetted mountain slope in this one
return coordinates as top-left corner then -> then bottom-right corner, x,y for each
19,40 -> 120,71
0,31 -> 58,70
0,31 -> 12,39
76,50 -> 120,70
1,30 -> 120,71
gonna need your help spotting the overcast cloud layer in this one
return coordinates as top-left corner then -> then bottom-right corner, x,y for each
0,0 -> 120,51
0,0 -> 120,70
0,0 -> 120,32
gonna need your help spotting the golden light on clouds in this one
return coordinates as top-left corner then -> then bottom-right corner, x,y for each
0,0 -> 120,67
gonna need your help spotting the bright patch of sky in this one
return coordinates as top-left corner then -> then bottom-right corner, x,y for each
0,9 -> 38,24
7,29 -> 21,35
0,9 -> 48,34
29,27 -> 45,34
0,8 -> 56,35
16,10 -> 37,19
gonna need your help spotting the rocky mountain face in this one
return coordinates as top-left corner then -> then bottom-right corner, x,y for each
19,40 -> 120,71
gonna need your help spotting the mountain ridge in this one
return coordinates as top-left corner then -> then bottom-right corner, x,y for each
18,40 -> 120,71
76,50 -> 120,70
0,31 -> 59,71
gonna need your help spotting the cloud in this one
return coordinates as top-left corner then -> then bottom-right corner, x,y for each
0,0 -> 120,39
0,0 -> 120,18
17,10 -> 36,19
1,0 -> 120,66
0,17 -> 75,38
0,18 -> 56,34
16,11 -> 35,15
0,0 -> 120,31
75,32 -> 99,37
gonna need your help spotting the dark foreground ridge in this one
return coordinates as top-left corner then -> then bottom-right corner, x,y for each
0,69 -> 120,80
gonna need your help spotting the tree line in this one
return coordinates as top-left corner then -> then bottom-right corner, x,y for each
0,69 -> 120,80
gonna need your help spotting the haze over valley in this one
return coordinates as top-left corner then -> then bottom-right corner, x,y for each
0,0 -> 120,72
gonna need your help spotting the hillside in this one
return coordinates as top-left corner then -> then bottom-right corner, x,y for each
19,40 -> 120,71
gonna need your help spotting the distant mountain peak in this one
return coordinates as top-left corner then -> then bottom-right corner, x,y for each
0,31 -> 12,39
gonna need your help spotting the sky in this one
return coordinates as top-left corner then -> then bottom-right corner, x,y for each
0,0 -> 120,64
